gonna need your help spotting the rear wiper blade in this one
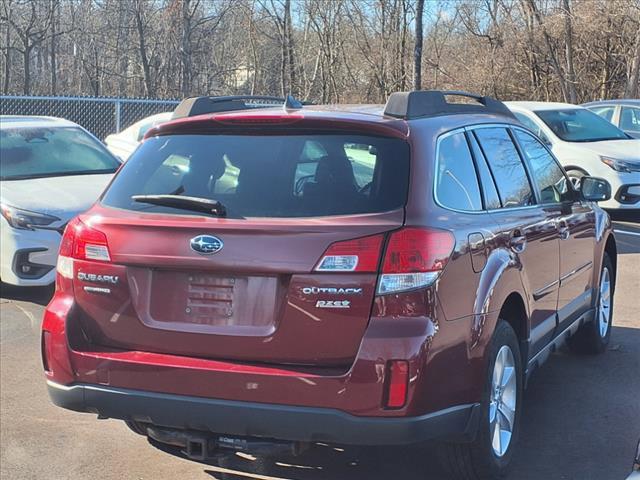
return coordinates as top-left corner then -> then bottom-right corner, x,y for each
132,194 -> 228,217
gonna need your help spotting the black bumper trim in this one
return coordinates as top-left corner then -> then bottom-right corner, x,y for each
47,381 -> 480,446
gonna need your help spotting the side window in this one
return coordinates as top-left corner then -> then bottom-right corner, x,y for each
436,132 -> 483,211
344,143 -> 376,190
143,154 -> 191,193
590,106 -> 615,122
474,128 -> 535,208
514,129 -> 573,204
294,141 -> 327,196
620,107 -> 640,133
513,112 -> 550,145
467,133 -> 502,209
212,155 -> 240,194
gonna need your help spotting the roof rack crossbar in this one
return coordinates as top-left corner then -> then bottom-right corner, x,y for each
383,90 -> 515,120
172,95 -> 288,119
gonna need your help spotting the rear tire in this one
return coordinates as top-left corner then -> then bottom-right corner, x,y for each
438,321 -> 522,480
568,252 -> 614,354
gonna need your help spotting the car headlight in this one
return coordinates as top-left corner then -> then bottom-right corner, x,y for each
0,204 -> 60,230
600,156 -> 635,173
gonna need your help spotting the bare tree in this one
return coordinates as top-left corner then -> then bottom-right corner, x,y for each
562,0 -> 577,103
0,0 -> 637,103
1,0 -> 54,94
413,0 -> 424,90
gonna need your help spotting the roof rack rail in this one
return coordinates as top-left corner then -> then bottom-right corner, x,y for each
172,95 -> 288,119
383,90 -> 515,120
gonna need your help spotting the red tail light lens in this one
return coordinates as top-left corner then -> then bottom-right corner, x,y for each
58,217 -> 111,263
385,360 -> 409,409
315,234 -> 384,273
378,228 -> 454,294
74,223 -> 111,261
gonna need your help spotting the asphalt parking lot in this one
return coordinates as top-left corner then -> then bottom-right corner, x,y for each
1,221 -> 638,480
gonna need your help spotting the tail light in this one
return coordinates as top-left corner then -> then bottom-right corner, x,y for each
377,228 -> 454,295
57,217 -> 112,279
315,234 -> 384,272
384,360 -> 409,409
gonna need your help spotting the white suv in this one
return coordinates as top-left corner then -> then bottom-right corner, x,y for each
505,102 -> 640,212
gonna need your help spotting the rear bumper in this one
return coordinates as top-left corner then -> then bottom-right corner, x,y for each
47,380 -> 480,446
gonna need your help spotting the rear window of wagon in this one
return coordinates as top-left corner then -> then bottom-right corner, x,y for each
101,133 -> 410,218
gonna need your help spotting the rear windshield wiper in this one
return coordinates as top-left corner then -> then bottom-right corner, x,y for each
132,194 -> 228,217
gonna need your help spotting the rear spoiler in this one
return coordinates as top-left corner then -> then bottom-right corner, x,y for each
384,90 -> 515,120
172,95 -> 305,119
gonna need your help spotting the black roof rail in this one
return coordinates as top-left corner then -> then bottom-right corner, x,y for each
172,95 -> 288,119
383,90 -> 515,120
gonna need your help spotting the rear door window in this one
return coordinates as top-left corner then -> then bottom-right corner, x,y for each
590,106 -> 615,122
467,132 -> 502,210
435,132 -> 482,211
102,133 -> 409,218
473,128 -> 535,208
513,129 -> 573,204
620,107 -> 640,133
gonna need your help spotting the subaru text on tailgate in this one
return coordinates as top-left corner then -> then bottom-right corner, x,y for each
43,92 -> 617,479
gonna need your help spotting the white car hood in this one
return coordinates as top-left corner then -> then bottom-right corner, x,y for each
579,139 -> 640,162
0,173 -> 113,223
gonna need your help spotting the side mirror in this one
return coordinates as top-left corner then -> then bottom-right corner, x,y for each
580,176 -> 611,202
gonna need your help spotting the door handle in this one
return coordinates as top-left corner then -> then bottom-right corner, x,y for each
556,220 -> 570,240
509,229 -> 527,253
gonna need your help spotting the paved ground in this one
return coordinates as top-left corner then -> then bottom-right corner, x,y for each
1,221 -> 638,480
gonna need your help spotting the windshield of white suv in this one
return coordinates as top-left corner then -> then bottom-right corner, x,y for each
102,133 -> 410,218
535,108 -> 629,142
0,126 -> 120,180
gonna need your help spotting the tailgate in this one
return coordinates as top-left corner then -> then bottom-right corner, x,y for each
73,212 -> 402,366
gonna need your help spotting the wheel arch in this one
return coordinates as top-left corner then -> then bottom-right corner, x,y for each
498,292 -> 529,367
470,248 -> 531,356
563,165 -> 589,174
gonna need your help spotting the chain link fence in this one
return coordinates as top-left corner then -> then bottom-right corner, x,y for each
0,95 -> 180,140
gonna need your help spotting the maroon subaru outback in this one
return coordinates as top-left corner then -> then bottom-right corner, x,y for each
43,92 -> 617,479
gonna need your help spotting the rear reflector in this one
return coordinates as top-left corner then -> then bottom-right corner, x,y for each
385,360 -> 409,409
315,234 -> 384,273
41,331 -> 52,373
377,228 -> 454,295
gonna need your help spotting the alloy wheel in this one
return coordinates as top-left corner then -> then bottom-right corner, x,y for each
598,267 -> 611,338
489,345 -> 517,458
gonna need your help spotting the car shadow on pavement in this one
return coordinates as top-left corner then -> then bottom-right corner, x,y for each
201,443 -> 449,480
0,283 -> 54,306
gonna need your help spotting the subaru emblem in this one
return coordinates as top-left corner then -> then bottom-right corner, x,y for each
190,235 -> 223,255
